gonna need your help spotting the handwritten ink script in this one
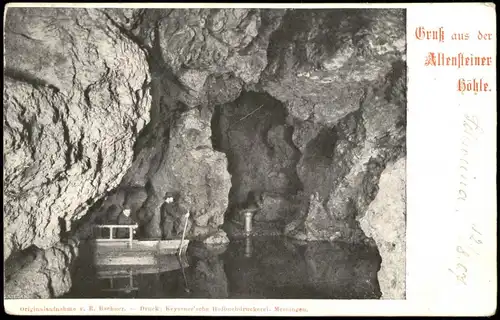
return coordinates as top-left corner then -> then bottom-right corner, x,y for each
415,27 -> 495,94
456,114 -> 484,202
448,224 -> 483,285
448,113 -> 484,285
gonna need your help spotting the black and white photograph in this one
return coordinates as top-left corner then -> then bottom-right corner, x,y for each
3,6 -> 407,302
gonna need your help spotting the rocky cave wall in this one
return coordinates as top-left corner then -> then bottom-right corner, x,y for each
3,8 -> 152,261
261,9 -> 406,243
4,7 -> 406,298
359,157 -> 406,299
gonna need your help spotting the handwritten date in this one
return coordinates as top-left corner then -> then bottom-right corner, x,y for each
448,224 -> 482,285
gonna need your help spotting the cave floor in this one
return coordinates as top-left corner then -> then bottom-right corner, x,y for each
63,236 -> 381,299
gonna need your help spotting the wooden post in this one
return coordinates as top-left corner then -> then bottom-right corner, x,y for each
109,226 -> 113,240
244,211 -> 254,236
245,236 -> 252,258
128,226 -> 133,248
178,211 -> 190,256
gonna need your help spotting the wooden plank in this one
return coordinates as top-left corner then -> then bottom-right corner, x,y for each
94,224 -> 138,229
95,254 -> 157,266
92,240 -> 189,253
101,287 -> 139,292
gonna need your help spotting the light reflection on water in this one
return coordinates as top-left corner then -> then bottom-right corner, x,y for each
64,236 -> 381,299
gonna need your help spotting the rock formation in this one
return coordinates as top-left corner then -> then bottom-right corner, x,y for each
4,7 -> 151,260
262,9 -> 405,126
269,9 -> 406,243
117,106 -> 232,241
359,157 -> 406,299
4,240 -> 79,299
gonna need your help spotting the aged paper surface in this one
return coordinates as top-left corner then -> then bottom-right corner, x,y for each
3,2 -> 496,316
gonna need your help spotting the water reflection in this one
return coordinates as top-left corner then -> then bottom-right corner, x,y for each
65,237 -> 381,299
187,243 -> 229,298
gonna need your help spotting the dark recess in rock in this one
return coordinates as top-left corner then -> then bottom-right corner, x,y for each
211,91 -> 303,219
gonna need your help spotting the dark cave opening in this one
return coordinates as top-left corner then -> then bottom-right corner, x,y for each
302,127 -> 338,167
211,91 -> 303,228
299,126 -> 340,201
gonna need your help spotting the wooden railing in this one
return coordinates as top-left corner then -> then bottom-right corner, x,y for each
94,224 -> 138,247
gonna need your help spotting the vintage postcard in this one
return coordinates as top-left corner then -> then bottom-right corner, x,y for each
3,2 -> 496,317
